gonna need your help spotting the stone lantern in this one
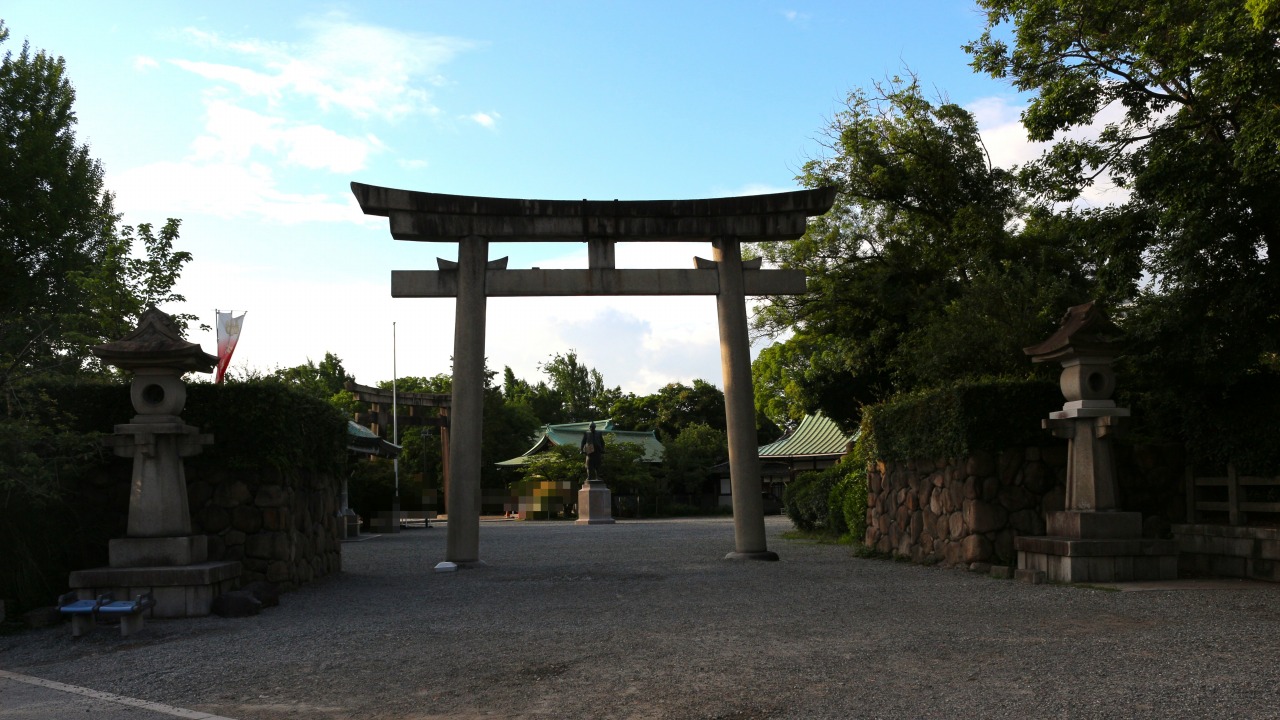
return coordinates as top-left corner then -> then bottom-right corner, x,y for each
68,308 -> 241,617
1023,300 -> 1129,515
1014,301 -> 1177,583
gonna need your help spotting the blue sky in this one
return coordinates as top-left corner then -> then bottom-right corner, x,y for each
3,1 -> 1049,394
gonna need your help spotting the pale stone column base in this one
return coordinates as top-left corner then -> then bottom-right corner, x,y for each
723,551 -> 780,561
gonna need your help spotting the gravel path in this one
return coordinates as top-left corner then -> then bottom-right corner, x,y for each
2,516 -> 1279,719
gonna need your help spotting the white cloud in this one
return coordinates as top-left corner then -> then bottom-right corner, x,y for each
170,59 -> 283,99
719,182 -> 798,197
279,125 -> 379,173
112,95 -> 383,222
484,293 -> 724,395
970,95 -> 1131,208
133,55 -> 159,71
189,100 -> 282,163
468,111 -> 500,129
398,158 -> 429,170
188,276 -> 742,395
133,15 -> 475,225
175,15 -> 473,121
110,160 -> 377,226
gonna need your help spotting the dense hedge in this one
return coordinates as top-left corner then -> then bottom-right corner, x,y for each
1176,374 -> 1280,475
184,381 -> 348,475
41,379 -> 348,473
865,378 -> 1061,463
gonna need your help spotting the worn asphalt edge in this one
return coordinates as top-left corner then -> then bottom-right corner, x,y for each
0,668 -> 239,720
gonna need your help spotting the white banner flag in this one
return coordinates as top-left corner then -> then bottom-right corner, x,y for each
215,311 -> 246,384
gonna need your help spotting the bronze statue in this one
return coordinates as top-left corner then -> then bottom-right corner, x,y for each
580,421 -> 604,482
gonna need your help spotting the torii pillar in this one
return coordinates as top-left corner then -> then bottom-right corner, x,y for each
352,182 -> 836,567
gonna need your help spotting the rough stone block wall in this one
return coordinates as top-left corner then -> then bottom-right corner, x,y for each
72,460 -> 342,593
865,447 -> 1067,566
188,467 -> 342,590
1173,524 -> 1280,582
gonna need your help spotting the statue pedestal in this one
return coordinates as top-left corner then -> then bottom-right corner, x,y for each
1016,511 -> 1178,583
576,482 -> 615,525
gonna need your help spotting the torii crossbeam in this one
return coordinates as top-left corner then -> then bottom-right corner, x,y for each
353,181 -> 836,566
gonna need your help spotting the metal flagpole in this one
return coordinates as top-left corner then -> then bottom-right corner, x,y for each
392,321 -> 400,530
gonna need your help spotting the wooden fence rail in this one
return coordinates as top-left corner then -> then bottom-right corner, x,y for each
1186,465 -> 1280,525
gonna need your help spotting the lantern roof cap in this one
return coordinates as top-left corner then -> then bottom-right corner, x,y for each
1023,301 -> 1124,363
92,307 -> 217,373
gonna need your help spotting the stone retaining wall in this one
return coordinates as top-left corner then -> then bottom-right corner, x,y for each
866,442 -> 1188,568
865,447 -> 1068,566
187,467 -> 343,590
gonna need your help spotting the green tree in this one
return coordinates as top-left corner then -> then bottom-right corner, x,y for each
608,379 -> 725,441
537,350 -> 621,423
751,76 -> 1091,427
357,373 -> 451,509
518,443 -> 584,489
1,23 -> 195,510
1,23 -> 196,377
966,0 -> 1280,394
607,392 -> 662,433
661,422 -> 727,498
501,366 -> 562,422
751,342 -> 816,432
69,220 -> 199,353
273,352 -> 354,404
396,366 -> 540,494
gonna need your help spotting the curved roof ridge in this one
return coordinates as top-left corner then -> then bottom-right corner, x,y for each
758,412 -> 854,458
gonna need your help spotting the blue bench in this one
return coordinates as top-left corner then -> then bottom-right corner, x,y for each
58,591 -> 155,637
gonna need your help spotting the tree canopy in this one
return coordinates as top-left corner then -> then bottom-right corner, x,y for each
965,0 -> 1280,442
750,77 -> 1092,428
1,22 -> 196,507
0,23 -> 193,381
608,379 -> 725,441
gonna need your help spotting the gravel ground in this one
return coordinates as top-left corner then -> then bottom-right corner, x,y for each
2,516 -> 1280,720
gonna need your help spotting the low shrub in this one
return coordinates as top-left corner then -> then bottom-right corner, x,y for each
785,460 -> 859,535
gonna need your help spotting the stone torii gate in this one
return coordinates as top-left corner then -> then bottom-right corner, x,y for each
352,182 -> 835,567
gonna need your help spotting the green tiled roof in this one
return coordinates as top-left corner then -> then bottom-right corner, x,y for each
496,419 -> 665,466
757,413 -> 855,459
347,420 -> 402,458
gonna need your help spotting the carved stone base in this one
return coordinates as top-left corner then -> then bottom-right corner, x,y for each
576,482 -> 615,525
1017,511 -> 1177,583
68,561 -> 241,618
109,535 -> 207,567
1046,510 -> 1142,539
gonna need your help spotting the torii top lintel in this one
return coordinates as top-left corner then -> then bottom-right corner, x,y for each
350,182 -> 837,243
